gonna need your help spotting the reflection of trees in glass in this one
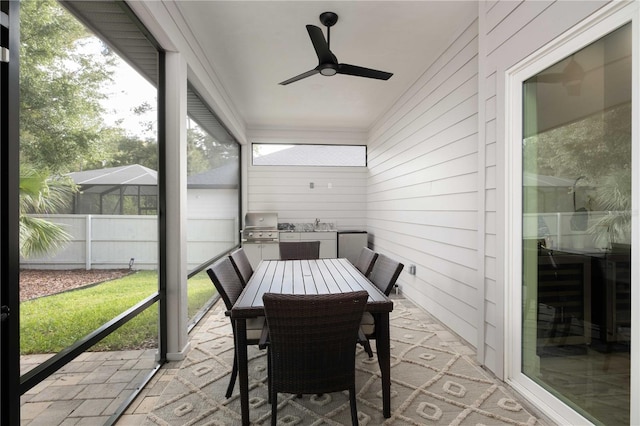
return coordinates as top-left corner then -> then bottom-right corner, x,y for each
527,103 -> 631,244
187,122 -> 239,176
591,167 -> 631,243
528,103 -> 630,183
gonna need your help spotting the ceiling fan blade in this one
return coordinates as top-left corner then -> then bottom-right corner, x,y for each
306,25 -> 335,64
337,63 -> 393,80
279,68 -> 319,85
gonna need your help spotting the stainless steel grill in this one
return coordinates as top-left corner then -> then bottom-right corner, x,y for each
242,212 -> 279,243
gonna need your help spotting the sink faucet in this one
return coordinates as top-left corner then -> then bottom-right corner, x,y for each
314,218 -> 320,228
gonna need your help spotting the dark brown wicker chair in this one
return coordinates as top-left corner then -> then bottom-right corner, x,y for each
206,257 -> 265,398
354,247 -> 378,277
359,254 -> 404,358
278,241 -> 320,260
229,247 -> 253,286
262,291 -> 369,426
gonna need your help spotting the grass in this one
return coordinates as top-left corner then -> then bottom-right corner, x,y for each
20,270 -> 216,354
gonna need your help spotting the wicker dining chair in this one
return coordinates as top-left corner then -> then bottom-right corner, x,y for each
262,291 -> 369,426
278,240 -> 321,260
229,247 -> 253,286
206,257 -> 266,398
359,254 -> 404,358
354,247 -> 378,277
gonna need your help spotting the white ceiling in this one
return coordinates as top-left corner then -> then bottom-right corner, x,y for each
174,1 -> 477,131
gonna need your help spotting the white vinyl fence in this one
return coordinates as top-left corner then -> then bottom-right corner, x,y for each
21,214 -> 239,271
523,211 -> 626,251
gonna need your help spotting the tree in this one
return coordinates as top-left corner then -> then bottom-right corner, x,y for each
187,123 -> 239,175
20,0 -> 117,173
20,165 -> 76,258
18,0 -> 118,257
528,103 -> 631,184
526,102 -> 631,245
84,128 -> 158,170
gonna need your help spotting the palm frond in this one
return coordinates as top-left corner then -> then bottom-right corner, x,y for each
20,215 -> 71,258
19,164 -> 76,259
589,168 -> 631,245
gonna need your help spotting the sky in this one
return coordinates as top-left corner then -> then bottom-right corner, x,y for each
102,56 -> 157,139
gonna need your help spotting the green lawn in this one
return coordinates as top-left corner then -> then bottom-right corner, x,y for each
20,270 -> 216,354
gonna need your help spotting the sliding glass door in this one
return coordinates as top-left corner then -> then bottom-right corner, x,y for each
521,22 -> 631,425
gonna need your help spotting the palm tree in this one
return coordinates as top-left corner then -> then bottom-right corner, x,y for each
589,167 -> 631,247
20,165 -> 77,258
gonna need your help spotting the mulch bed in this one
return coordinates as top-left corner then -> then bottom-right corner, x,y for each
19,269 -> 133,302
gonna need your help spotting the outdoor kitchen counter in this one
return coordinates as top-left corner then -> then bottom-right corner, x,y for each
279,231 -> 337,258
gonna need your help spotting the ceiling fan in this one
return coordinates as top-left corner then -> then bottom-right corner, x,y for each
279,11 -> 393,85
529,56 -> 585,95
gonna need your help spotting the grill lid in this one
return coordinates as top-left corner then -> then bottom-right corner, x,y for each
242,212 -> 279,242
244,212 -> 278,229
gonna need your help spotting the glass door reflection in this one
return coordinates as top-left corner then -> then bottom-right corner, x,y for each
521,23 -> 631,425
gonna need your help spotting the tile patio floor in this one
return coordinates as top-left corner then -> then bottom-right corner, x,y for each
19,295 -> 553,425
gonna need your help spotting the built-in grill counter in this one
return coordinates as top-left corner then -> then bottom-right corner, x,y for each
242,214 -> 339,268
241,212 -> 280,268
278,221 -> 337,259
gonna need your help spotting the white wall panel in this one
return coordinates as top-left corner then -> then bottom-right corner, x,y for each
367,15 -> 481,350
484,277 -> 498,302
368,121 -> 479,191
484,0 -> 522,34
485,1 -> 553,57
485,211 -> 497,234
486,141 -> 497,167
248,167 -> 367,228
484,255 -> 497,282
369,210 -> 477,230
371,64 -> 478,162
485,165 -> 496,189
245,129 -> 368,229
485,96 -> 497,121
369,102 -> 479,179
371,21 -> 479,145
485,233 -> 496,257
409,288 -> 478,345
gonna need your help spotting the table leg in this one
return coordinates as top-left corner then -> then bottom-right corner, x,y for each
375,313 -> 391,418
235,319 -> 249,425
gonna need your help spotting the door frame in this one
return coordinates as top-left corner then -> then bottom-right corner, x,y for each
503,2 -> 639,425
1,0 -> 22,423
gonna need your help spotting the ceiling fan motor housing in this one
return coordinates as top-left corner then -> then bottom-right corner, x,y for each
319,63 -> 338,76
319,12 -> 338,27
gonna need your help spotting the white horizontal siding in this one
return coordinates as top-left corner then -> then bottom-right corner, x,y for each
245,129 -> 369,230
371,210 -> 477,230
367,14 -> 480,348
247,164 -> 367,228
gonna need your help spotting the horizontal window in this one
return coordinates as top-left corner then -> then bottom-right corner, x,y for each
252,144 -> 366,167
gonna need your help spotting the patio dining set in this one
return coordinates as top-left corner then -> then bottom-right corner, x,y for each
206,243 -> 404,426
